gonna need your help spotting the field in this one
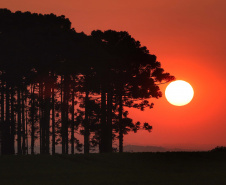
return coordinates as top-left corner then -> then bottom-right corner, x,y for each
0,152 -> 226,185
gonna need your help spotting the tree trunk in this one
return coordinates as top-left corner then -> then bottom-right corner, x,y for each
61,75 -> 65,154
0,78 -> 4,122
84,90 -> 90,154
52,85 -> 55,155
22,89 -> 26,155
64,75 -> 69,154
107,90 -> 113,153
10,87 -> 15,154
71,85 -> 75,154
31,84 -> 35,154
17,87 -> 22,154
25,95 -> 28,155
118,94 -> 123,153
3,82 -> 11,154
39,82 -> 44,154
44,80 -> 51,154
100,88 -> 107,153
0,79 -> 4,154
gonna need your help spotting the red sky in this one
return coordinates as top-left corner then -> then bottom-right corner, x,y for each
2,0 -> 226,150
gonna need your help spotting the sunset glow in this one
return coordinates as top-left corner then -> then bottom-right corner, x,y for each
1,0 -> 226,151
1,1 -> 226,184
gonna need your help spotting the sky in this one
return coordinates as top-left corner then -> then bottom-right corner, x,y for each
1,0 -> 226,150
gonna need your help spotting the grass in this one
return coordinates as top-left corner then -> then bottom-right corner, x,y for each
0,152 -> 226,185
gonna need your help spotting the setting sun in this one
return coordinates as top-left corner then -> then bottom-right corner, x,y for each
165,80 -> 194,106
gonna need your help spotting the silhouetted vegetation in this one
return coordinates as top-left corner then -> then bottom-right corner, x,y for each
0,152 -> 225,185
210,146 -> 226,152
0,8 -> 174,155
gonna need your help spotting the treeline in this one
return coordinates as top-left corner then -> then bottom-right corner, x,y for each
0,9 -> 174,155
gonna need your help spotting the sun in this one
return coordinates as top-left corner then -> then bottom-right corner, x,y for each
165,80 -> 194,106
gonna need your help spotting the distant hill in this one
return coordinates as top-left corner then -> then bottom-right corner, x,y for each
124,145 -> 167,152
32,144 -> 210,154
123,145 -> 194,152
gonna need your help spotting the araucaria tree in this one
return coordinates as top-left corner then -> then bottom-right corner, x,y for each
0,9 -> 174,155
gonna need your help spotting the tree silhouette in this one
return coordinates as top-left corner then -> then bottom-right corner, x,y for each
0,9 -> 174,155
91,30 -> 175,152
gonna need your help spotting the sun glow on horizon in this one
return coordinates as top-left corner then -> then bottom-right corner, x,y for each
165,80 -> 194,106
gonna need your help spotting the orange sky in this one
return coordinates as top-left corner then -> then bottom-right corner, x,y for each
2,0 -> 226,150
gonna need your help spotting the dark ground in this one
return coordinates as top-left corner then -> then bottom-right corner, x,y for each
0,152 -> 225,185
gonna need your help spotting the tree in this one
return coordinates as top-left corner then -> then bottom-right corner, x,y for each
91,30 -> 175,152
